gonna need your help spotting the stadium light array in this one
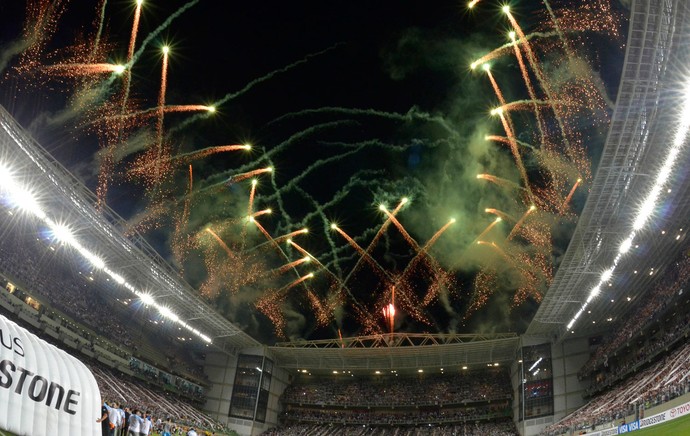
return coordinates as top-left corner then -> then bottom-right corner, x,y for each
0,159 -> 213,344
565,78 -> 690,332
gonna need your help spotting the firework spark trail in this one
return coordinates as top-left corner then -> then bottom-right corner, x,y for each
251,218 -> 295,267
507,206 -> 537,241
129,0 -> 198,69
470,32 -> 558,69
501,99 -> 575,113
308,289 -> 342,328
485,208 -> 515,222
396,219 -> 456,306
380,208 -> 453,303
477,241 -> 515,266
542,0 -> 577,62
507,12 -> 572,154
251,218 -> 311,285
154,48 -> 169,182
119,0 -> 144,119
205,227 -> 234,259
89,0 -> 108,61
168,44 -> 343,134
496,111 -> 534,202
251,208 -> 272,219
331,224 -> 392,281
474,218 -> 502,243
127,0 -> 143,64
170,164 -> 195,266
247,180 -> 257,217
226,167 -> 273,185
129,144 -> 251,176
486,69 -> 516,135
101,105 -> 216,125
476,173 -> 523,191
381,209 -> 420,251
13,0 -> 69,72
286,241 -> 323,270
277,257 -> 311,274
97,0 -> 144,207
337,198 -> 407,293
195,121 -> 355,192
248,228 -> 308,252
485,135 -> 535,151
560,178 -> 582,214
173,144 -> 251,164
42,63 -> 124,75
510,34 -> 547,147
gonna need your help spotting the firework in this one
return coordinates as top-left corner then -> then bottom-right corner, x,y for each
41,62 -> 125,76
560,178 -> 582,214
226,167 -> 273,185
467,0 -> 480,9
475,217 -> 502,242
491,109 -> 534,202
507,205 -> 537,241
0,0 -> 618,339
331,223 -> 390,280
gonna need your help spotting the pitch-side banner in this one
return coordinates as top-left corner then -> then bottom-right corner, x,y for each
0,313 -> 101,436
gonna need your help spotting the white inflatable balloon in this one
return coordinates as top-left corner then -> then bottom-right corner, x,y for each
0,314 -> 101,436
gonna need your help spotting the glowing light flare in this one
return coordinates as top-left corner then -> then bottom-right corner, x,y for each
619,236 -> 634,254
158,306 -> 179,322
139,293 -> 155,306
468,0 -> 480,9
601,268 -> 613,282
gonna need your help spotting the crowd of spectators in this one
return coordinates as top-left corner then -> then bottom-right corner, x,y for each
585,304 -> 689,394
579,253 -> 690,379
282,370 -> 511,408
262,419 -> 518,435
92,362 -> 229,435
0,227 -> 209,383
281,403 -> 510,426
541,338 -> 690,435
0,233 -> 137,349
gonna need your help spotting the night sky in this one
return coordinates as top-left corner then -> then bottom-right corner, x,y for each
0,1 -> 627,343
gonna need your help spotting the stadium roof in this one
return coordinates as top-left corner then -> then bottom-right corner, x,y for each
269,332 -> 519,374
527,0 -> 690,340
0,105 -> 259,352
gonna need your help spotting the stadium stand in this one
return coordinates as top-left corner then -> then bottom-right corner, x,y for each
263,419 -> 518,435
282,369 -> 511,407
266,370 -> 516,434
578,250 -> 690,383
542,330 -> 690,435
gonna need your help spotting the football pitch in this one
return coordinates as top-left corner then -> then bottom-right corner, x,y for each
632,413 -> 690,435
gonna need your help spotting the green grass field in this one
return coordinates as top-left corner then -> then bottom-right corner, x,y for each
631,413 -> 690,435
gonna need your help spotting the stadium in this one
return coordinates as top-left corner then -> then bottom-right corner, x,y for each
1,0 -> 689,435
